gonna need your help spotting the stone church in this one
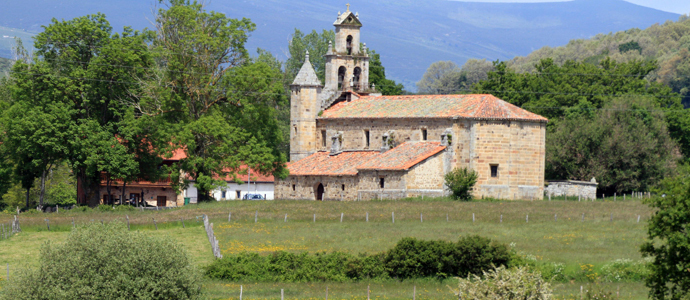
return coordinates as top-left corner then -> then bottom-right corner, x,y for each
275,5 -> 548,201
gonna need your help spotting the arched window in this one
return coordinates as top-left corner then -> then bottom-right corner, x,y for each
353,67 -> 361,91
338,66 -> 347,90
346,35 -> 353,55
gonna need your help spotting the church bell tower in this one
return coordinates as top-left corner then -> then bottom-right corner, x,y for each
324,4 -> 370,94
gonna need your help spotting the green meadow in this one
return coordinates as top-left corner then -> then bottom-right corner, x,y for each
0,198 -> 653,299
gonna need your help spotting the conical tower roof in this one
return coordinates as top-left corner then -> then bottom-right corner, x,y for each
291,51 -> 322,87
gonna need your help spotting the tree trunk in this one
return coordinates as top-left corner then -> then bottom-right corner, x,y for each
25,186 -> 30,209
121,181 -> 127,206
78,168 -> 101,207
39,168 -> 47,208
106,175 -> 112,205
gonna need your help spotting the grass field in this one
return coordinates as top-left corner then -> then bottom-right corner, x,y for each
0,198 -> 653,299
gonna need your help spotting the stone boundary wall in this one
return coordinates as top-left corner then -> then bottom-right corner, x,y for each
357,189 -> 445,201
545,180 -> 597,200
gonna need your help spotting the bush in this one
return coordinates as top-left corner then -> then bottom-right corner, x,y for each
385,236 -> 512,279
452,266 -> 553,300
600,258 -> 650,282
205,236 -> 512,282
0,222 -> 201,300
444,167 -> 478,200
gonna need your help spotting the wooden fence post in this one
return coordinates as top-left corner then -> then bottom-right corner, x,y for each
366,212 -> 368,222
126,215 -> 130,231
284,214 -> 288,222
228,212 -> 231,222
240,285 -> 243,300
313,214 -> 316,223
420,213 -> 423,223
500,214 -> 502,223
526,214 -> 529,223
181,218 -> 185,228
341,213 -> 344,223
72,218 -> 75,228
413,285 -> 416,300
367,284 -> 370,300
637,215 -> 641,223
472,213 -> 475,223
153,218 -> 158,230
255,211 -> 258,223
555,214 -> 557,222
392,212 -> 394,223
281,289 -> 284,300
45,219 -> 50,231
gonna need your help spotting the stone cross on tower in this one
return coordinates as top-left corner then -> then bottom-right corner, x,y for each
346,3 -> 350,11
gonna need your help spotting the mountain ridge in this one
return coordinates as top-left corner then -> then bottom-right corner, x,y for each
0,0 -> 680,89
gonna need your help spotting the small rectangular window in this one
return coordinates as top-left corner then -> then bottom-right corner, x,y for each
490,165 -> 499,178
321,130 -> 327,147
364,130 -> 370,148
236,190 -> 241,199
422,129 -> 427,141
221,191 -> 226,199
379,177 -> 385,189
292,184 -> 296,191
342,184 -> 345,191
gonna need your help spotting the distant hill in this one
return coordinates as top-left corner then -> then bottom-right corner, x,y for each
0,0 -> 680,89
487,15 -> 690,103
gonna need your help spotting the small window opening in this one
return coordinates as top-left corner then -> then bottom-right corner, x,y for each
422,129 -> 427,141
379,177 -> 385,189
293,125 -> 297,135
221,191 -> 226,199
364,130 -> 370,148
346,35 -> 353,55
341,184 -> 345,191
292,184 -> 296,191
321,130 -> 327,147
236,190 -> 241,199
490,165 -> 499,178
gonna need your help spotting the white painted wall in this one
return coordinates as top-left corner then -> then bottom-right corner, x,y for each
185,182 -> 274,201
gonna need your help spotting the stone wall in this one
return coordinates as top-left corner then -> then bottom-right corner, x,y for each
545,180 -> 597,200
470,120 -> 545,200
290,85 -> 321,161
317,118 -> 455,152
275,175 -> 360,201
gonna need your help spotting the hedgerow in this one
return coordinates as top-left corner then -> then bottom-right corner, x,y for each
205,235 -> 513,282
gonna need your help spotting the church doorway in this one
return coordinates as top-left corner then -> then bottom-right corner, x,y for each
316,183 -> 325,201
338,66 -> 346,90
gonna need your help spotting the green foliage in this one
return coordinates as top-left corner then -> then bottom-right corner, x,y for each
0,222 -> 201,299
619,41 -> 642,54
386,236 -> 512,279
145,1 -> 287,201
1,164 -> 76,208
444,167 -> 478,200
600,258 -> 651,283
368,50 -> 405,95
286,29 -> 334,85
416,60 -> 465,94
546,96 -> 679,194
474,58 -> 674,121
641,170 -> 690,300
452,266 -> 553,300
205,236 -> 512,282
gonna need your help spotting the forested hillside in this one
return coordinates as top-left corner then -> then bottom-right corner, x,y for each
0,57 -> 10,76
500,15 -> 690,101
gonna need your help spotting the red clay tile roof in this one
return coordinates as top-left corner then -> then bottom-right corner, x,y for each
357,142 -> 446,171
287,151 -> 381,176
287,142 -> 446,176
320,94 -> 548,122
221,166 -> 275,183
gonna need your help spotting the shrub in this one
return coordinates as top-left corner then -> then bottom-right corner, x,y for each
386,236 -> 512,279
444,167 -> 478,200
205,236 -> 513,282
0,222 -> 201,300
452,266 -> 553,300
600,258 -> 650,282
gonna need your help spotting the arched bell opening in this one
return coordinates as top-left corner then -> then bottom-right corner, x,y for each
338,66 -> 347,90
346,35 -> 353,55
353,67 -> 362,91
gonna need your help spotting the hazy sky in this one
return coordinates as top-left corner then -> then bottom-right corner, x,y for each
453,0 -> 690,15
